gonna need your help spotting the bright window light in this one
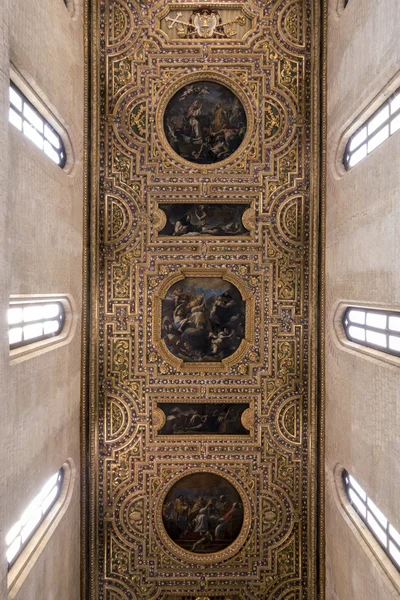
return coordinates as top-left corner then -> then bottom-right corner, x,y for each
8,82 -> 66,168
348,310 -> 365,325
366,312 -> 386,329
368,106 -> 389,135
344,86 -> 400,170
349,474 -> 367,501
389,542 -> 400,567
348,325 -> 365,342
5,469 -> 63,569
343,307 -> 400,357
8,300 -> 65,350
343,469 -> 400,573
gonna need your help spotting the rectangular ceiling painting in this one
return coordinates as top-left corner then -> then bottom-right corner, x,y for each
85,0 -> 323,597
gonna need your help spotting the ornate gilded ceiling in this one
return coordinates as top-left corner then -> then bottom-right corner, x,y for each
85,0 -> 323,597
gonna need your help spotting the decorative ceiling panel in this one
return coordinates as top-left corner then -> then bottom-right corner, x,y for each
86,0 -> 323,598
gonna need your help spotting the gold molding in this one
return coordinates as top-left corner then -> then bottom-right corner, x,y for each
82,0 -> 328,596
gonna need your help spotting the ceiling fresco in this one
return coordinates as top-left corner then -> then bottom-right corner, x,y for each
86,0 -> 323,597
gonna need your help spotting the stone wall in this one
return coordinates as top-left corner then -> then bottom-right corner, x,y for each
0,1 -> 83,598
325,0 -> 400,597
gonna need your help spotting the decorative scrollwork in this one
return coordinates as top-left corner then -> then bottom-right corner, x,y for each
90,0 -> 322,596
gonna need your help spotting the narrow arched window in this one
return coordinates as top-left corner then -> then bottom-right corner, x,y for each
342,307 -> 400,356
8,300 -> 66,350
9,83 -> 66,168
6,469 -> 64,569
343,89 -> 400,169
343,470 -> 400,571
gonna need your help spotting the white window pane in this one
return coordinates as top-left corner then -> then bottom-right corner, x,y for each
366,312 -> 387,329
389,524 -> 400,546
368,125 -> 389,153
388,316 -> 400,332
6,521 -> 21,546
23,322 -> 43,341
6,536 -> 21,564
44,124 -> 60,149
390,114 -> 400,135
349,144 -> 367,167
390,94 -> 400,114
388,335 -> 400,352
349,127 -> 367,151
23,103 -> 44,133
9,108 -> 22,131
8,307 -> 23,325
21,509 -> 42,543
9,86 -> 22,111
348,325 -> 365,342
389,541 -> 400,567
349,475 -> 367,501
43,320 -> 60,335
23,305 -> 43,322
41,486 -> 59,513
9,327 -> 23,345
23,121 -> 44,150
40,472 -> 59,500
367,512 -> 387,547
20,495 -> 41,527
368,105 -> 389,135
348,310 -> 366,325
42,303 -> 60,319
349,489 -> 367,518
366,330 -> 387,348
44,140 -> 61,164
367,498 -> 388,528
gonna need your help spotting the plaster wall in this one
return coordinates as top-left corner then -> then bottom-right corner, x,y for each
0,1 -> 83,599
325,0 -> 400,598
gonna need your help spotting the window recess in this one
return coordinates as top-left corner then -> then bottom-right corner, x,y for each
8,300 -> 66,350
343,470 -> 400,572
9,83 -> 66,168
6,469 -> 64,569
342,307 -> 400,357
343,88 -> 400,169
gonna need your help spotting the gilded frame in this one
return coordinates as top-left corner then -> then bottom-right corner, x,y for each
154,467 -> 253,565
153,198 -> 256,241
151,267 -> 255,372
152,396 -> 254,440
154,70 -> 255,171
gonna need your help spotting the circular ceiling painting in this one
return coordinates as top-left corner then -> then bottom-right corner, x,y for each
162,472 -> 244,554
163,81 -> 247,165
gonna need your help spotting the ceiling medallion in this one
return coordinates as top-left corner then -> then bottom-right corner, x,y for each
155,71 -> 254,170
156,469 -> 252,564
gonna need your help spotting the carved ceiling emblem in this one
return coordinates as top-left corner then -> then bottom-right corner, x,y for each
165,8 -> 246,39
193,10 -> 218,38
